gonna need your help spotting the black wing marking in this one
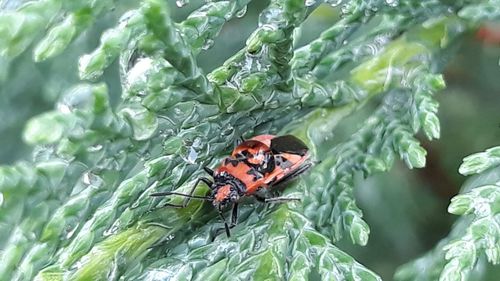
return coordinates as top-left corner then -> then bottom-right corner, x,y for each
246,167 -> 264,181
275,155 -> 293,169
224,158 -> 240,167
270,135 -> 308,156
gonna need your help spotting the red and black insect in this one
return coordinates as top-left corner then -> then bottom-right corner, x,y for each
151,134 -> 311,237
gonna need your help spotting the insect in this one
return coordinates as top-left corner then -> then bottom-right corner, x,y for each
151,134 -> 311,237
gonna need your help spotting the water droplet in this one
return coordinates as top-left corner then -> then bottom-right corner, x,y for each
305,0 -> 316,7
340,3 -> 354,14
140,153 -> 152,162
87,144 -> 103,152
186,146 -> 198,164
65,223 -> 79,239
143,151 -> 151,160
120,105 -> 158,141
385,0 -> 398,7
103,224 -> 119,237
202,39 -> 214,50
83,172 -> 92,185
0,192 -> 3,207
181,138 -> 202,164
126,57 -> 153,92
57,85 -> 95,114
57,103 -> 72,114
236,5 -> 247,18
327,0 -> 342,7
176,0 -> 189,7
82,172 -> 103,187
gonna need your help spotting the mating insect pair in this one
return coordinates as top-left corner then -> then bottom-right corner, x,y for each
151,134 -> 311,237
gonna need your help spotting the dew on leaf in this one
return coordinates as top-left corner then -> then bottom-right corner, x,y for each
87,144 -> 103,152
64,223 -> 79,240
305,0 -> 317,7
202,39 -> 214,50
82,172 -> 103,187
120,106 -> 159,141
236,5 -> 247,18
176,0 -> 189,8
385,0 -> 399,7
103,225 -> 120,237
327,0 -> 343,7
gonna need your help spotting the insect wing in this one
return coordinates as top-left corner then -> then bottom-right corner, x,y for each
264,152 -> 309,186
270,135 -> 308,156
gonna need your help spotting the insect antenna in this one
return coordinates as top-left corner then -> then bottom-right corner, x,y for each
203,166 -> 214,176
150,191 -> 212,200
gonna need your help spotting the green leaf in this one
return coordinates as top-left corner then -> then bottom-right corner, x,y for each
3,1 -> 500,280
120,105 -> 158,141
23,112 -> 75,145
396,150 -> 500,281
459,146 -> 500,175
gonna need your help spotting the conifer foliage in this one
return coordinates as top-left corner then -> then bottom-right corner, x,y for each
0,0 -> 499,280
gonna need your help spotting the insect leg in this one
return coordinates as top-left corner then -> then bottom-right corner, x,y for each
218,209 -> 231,238
213,203 -> 238,239
229,203 -> 238,228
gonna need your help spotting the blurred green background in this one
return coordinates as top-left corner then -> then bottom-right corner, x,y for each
1,2 -> 499,279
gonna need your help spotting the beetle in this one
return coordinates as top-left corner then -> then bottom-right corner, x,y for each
151,134 -> 311,237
